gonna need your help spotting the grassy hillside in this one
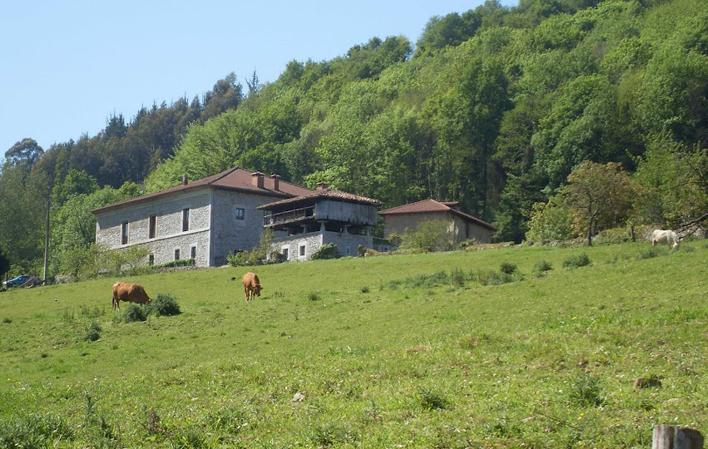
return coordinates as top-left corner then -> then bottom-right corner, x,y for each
0,241 -> 706,448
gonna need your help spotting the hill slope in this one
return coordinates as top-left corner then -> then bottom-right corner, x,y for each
0,241 -> 706,448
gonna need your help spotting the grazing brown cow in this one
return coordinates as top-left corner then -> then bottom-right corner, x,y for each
242,272 -> 262,302
112,282 -> 151,310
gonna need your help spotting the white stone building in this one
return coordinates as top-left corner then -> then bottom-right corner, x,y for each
259,185 -> 380,260
92,168 -> 311,267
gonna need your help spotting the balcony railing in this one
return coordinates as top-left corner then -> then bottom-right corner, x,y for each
263,206 -> 315,227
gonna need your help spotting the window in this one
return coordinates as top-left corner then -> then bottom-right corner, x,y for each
299,244 -> 306,257
234,207 -> 245,220
190,245 -> 197,260
121,222 -> 129,245
282,247 -> 289,260
182,208 -> 190,232
149,215 -> 156,239
174,248 -> 180,261
148,254 -> 154,266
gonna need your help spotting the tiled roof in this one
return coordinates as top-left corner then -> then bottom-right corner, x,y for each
93,167 -> 312,213
258,188 -> 380,209
379,199 -> 495,230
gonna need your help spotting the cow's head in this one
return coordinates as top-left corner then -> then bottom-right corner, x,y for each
254,284 -> 262,296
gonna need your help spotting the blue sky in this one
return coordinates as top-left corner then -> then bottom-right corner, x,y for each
1,0 -> 515,153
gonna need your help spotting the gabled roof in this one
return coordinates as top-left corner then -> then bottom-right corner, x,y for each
258,187 -> 380,210
93,167 -> 312,214
379,198 -> 495,231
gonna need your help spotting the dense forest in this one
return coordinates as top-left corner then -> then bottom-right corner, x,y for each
0,0 -> 706,276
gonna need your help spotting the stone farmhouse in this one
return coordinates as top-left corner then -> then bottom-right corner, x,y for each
379,198 -> 495,244
259,185 -> 380,260
92,168 -> 311,267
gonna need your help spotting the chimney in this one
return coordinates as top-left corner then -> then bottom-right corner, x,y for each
316,182 -> 329,191
270,174 -> 280,191
251,171 -> 265,188
181,174 -> 188,185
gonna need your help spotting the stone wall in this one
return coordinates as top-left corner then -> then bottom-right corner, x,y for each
95,188 -> 212,267
210,189 -> 283,266
322,231 -> 373,257
271,229 -> 373,260
272,232 -> 323,261
382,212 -> 492,244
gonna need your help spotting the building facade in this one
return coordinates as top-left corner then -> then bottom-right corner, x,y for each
259,186 -> 380,260
379,199 -> 496,244
93,168 -> 311,267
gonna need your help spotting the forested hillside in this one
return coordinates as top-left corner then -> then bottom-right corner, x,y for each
0,0 -> 706,274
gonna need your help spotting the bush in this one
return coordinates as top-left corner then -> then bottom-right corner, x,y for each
122,304 -> 147,323
563,253 -> 591,268
499,262 -> 518,275
227,250 -> 262,267
0,414 -> 73,448
360,286 -> 370,293
474,270 -> 515,286
308,292 -> 321,301
84,321 -> 102,342
311,243 -> 339,260
570,373 -> 604,407
309,422 -> 354,447
525,198 -> 574,243
450,268 -> 466,287
148,294 -> 181,316
533,260 -> 553,277
158,259 -> 195,269
638,246 -> 667,259
400,220 -> 454,252
593,227 -> 631,245
419,388 -> 449,410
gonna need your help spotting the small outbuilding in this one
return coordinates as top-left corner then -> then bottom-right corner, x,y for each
379,199 -> 495,244
258,184 -> 380,260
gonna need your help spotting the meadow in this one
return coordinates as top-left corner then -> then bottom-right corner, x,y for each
0,241 -> 706,448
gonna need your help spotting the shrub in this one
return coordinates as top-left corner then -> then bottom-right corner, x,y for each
158,259 -> 195,269
227,250 -> 262,267
593,227 -> 631,245
85,321 -> 102,342
0,414 -> 73,448
419,388 -> 449,410
525,198 -> 574,243
533,260 -> 553,277
563,253 -> 591,268
2,317 -> 11,324
308,292 -> 321,301
499,262 -> 518,275
122,304 -> 147,323
638,247 -> 667,259
400,220 -> 454,252
360,286 -> 370,293
311,243 -> 339,260
474,269 -> 514,286
148,294 -> 181,316
570,373 -> 604,407
309,422 -> 353,447
450,268 -> 466,287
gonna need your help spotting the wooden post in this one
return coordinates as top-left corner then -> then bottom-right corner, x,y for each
653,425 -> 704,449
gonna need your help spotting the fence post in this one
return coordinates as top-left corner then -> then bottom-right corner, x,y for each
652,425 -> 704,449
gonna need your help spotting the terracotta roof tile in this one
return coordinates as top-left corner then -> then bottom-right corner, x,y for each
258,188 -> 380,209
93,167 -> 311,213
379,199 -> 495,230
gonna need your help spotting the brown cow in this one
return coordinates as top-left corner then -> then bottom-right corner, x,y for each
242,272 -> 262,302
112,282 -> 151,310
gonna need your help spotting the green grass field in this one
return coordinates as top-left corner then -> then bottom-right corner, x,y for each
0,241 -> 706,448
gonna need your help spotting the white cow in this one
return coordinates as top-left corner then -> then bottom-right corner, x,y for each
651,229 -> 680,248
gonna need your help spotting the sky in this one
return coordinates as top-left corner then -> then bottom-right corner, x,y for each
1,0 -> 515,153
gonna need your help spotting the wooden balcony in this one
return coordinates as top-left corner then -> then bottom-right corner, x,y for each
263,206 -> 315,227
